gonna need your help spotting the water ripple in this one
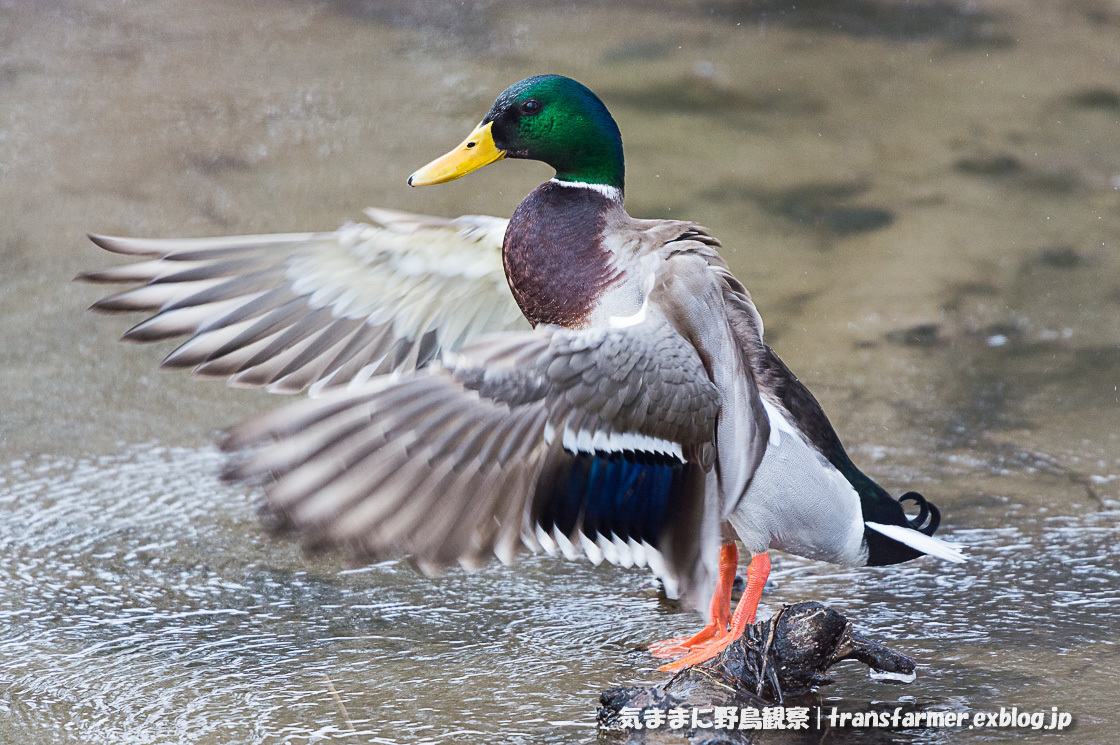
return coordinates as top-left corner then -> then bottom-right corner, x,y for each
2,445 -> 1118,743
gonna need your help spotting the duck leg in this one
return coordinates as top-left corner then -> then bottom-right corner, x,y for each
648,542 -> 739,659
657,551 -> 770,672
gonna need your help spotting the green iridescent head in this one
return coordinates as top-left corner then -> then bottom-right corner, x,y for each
409,75 -> 625,194
484,75 -> 624,191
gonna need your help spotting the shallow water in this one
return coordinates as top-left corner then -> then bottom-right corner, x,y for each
2,0 -> 1119,743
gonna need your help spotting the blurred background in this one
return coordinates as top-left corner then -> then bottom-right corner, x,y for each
1,1 -> 1117,743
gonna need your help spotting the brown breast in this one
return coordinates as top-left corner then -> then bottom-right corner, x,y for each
502,181 -> 622,328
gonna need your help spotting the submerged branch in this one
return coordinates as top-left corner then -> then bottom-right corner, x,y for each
598,601 -> 915,742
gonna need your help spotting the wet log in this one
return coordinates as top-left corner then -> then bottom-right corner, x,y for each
598,601 -> 915,742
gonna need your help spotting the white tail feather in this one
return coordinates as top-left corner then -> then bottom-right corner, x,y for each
865,521 -> 967,563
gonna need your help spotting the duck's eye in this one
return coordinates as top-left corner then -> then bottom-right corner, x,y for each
520,99 -> 541,115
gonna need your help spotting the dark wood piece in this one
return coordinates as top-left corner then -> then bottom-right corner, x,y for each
598,602 -> 915,742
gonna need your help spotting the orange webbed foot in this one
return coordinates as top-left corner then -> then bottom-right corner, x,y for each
657,631 -> 739,672
648,623 -> 721,659
654,552 -> 770,673
648,543 -> 739,659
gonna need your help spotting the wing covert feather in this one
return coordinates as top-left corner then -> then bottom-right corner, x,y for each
222,298 -> 729,608
220,242 -> 772,617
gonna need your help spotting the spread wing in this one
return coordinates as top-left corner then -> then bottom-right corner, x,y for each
221,246 -> 770,614
79,208 -> 528,394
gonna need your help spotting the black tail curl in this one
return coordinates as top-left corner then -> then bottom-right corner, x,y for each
898,491 -> 940,537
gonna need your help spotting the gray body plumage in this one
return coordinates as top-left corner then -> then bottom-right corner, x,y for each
81,188 -> 963,619
729,399 -> 867,564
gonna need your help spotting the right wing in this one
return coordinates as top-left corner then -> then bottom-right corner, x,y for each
79,208 -> 529,394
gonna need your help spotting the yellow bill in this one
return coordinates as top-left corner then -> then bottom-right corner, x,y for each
408,121 -> 506,186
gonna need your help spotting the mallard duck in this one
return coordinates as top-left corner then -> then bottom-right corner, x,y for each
82,74 -> 965,673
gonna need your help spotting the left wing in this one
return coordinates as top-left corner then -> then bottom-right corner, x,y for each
223,300 -> 726,611
220,240 -> 772,614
